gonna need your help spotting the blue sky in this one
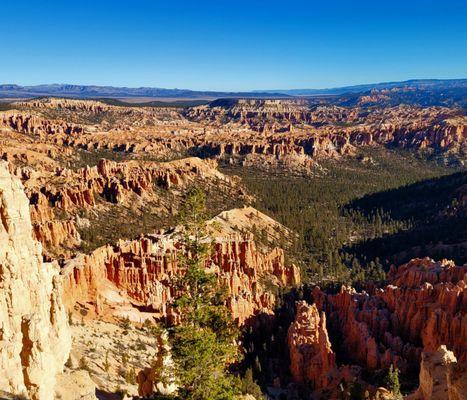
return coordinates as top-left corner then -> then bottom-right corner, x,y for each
1,0 -> 466,91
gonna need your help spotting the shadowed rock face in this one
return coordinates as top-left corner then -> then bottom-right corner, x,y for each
0,161 -> 71,400
313,258 -> 465,371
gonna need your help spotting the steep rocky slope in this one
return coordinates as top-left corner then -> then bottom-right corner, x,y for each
0,161 -> 71,399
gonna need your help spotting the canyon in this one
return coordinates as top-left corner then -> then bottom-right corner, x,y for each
1,98 -> 465,178
0,95 -> 465,400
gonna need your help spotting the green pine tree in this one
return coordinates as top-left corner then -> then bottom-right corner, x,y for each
170,187 -> 241,400
385,364 -> 402,399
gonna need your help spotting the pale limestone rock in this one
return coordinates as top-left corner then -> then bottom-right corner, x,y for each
55,371 -> 97,400
409,346 -> 466,400
0,161 -> 71,400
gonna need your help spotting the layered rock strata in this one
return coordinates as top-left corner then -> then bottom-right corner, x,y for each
61,232 -> 300,325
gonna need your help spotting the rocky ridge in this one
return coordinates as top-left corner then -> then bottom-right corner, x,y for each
21,156 -> 244,257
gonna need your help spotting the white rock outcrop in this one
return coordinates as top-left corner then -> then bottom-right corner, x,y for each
0,161 -> 71,399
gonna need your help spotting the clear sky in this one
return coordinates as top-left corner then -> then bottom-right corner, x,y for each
1,0 -> 466,91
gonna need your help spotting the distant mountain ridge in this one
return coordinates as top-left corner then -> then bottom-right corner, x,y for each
0,78 -> 466,100
256,78 -> 467,96
0,84 -> 289,99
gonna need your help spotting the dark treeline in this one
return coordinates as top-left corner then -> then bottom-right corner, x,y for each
221,148 -> 465,286
345,171 -> 466,265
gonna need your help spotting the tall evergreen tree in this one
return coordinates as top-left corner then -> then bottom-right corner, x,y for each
170,187 -> 241,400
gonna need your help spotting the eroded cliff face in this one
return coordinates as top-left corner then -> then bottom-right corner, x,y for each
286,258 -> 466,398
287,301 -> 336,388
0,161 -> 71,400
409,346 -> 466,400
186,101 -> 466,163
1,111 -> 85,137
310,258 -> 466,374
22,156 -> 247,258
384,259 -> 466,362
2,98 -> 465,182
61,231 -> 300,325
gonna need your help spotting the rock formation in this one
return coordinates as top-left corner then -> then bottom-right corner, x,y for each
0,161 -> 71,400
21,156 -> 246,258
208,206 -> 294,248
384,258 -> 466,362
61,231 -> 300,325
287,301 -> 336,388
54,371 -> 98,400
186,100 -> 466,167
0,97 -> 465,398
284,258 -> 466,399
2,98 -> 465,181
1,110 -> 85,137
408,346 -> 466,400
310,258 -> 466,373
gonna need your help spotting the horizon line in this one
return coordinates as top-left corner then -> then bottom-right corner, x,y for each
1,77 -> 466,93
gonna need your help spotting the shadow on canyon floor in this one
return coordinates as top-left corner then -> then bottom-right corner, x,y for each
344,170 -> 467,265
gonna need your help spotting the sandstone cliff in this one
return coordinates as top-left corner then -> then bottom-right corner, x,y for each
311,258 -> 466,373
287,301 -> 336,388
408,346 -> 466,400
0,161 -> 71,399
61,230 -> 300,325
